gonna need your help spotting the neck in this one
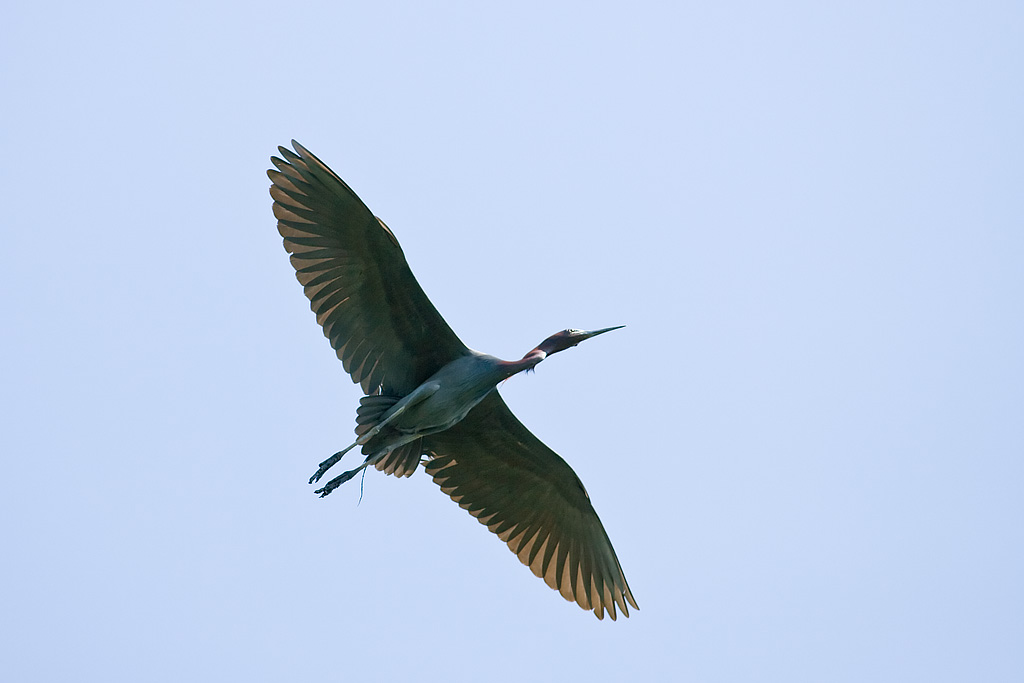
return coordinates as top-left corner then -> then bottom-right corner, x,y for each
499,348 -> 546,379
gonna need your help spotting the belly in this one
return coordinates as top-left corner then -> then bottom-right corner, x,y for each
393,385 -> 495,437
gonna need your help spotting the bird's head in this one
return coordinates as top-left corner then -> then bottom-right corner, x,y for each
535,326 -> 625,357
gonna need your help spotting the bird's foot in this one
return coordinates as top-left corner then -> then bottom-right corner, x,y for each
309,449 -> 349,485
314,467 -> 361,497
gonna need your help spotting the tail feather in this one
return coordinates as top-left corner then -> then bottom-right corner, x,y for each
375,438 -> 424,477
354,395 -> 423,478
355,395 -> 399,438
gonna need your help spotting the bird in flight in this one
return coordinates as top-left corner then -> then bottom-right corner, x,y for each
269,141 -> 637,620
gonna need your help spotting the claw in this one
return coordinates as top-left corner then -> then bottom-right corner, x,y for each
309,446 -> 355,484
310,466 -> 330,485
315,467 -> 360,497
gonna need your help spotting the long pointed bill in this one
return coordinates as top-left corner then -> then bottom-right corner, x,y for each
576,325 -> 625,341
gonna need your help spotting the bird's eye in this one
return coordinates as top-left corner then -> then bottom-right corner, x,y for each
567,328 -> 581,334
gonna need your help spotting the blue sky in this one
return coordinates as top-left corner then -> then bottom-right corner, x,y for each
3,2 -> 1022,681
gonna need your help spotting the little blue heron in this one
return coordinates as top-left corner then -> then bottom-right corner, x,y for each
269,141 -> 637,620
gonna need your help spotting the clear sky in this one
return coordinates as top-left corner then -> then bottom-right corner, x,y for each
3,2 -> 1022,681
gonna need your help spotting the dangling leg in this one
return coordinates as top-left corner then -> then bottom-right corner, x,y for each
315,450 -> 389,497
308,401 -> 413,484
314,432 -> 425,497
308,382 -> 439,485
309,443 -> 360,484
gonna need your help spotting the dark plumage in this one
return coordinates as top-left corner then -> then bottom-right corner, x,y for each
270,141 -> 636,619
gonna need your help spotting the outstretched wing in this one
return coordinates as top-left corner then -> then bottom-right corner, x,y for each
423,392 -> 638,620
269,141 -> 469,395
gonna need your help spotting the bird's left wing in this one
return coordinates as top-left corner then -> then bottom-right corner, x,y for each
422,392 -> 637,620
269,141 -> 469,395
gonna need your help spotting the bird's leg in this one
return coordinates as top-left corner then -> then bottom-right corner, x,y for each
307,408 -> 404,484
309,383 -> 439,486
315,450 -> 388,497
309,444 -> 360,485
315,430 -> 425,497
314,464 -> 364,497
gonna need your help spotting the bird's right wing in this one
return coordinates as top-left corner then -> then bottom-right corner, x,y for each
269,141 -> 469,395
423,392 -> 637,620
